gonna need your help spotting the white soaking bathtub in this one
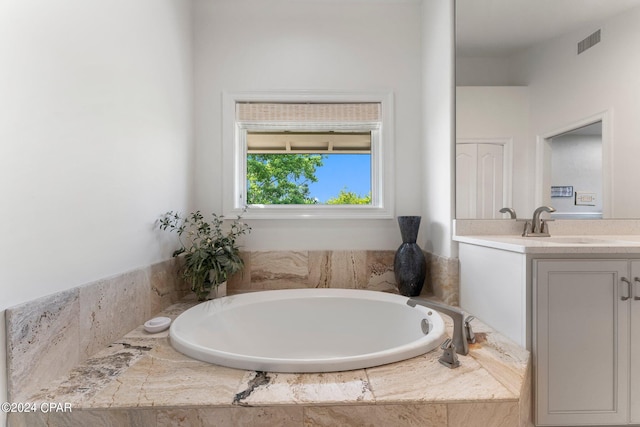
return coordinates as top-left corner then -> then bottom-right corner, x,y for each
169,288 -> 446,372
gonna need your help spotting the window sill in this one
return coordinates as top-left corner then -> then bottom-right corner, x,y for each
226,204 -> 394,220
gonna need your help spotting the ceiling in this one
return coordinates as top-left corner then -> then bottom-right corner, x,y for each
456,0 -> 640,56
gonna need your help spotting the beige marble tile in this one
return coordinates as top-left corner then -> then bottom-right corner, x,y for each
9,409 -> 157,427
308,251 -> 331,288
304,404 -> 448,427
11,292 -> 531,426
308,250 -> 368,288
156,409 -> 198,427
88,345 -> 246,408
123,324 -> 170,341
28,339 -> 156,407
155,297 -> 199,318
123,409 -> 158,427
250,251 -> 310,289
123,299 -> 199,340
466,328 -> 529,396
447,402 -> 519,427
5,288 -> 81,400
149,258 -> 189,315
519,362 -> 533,427
6,260 -> 192,402
228,251 -> 252,291
365,270 -> 397,292
197,406 -> 304,427
425,253 -> 459,305
231,250 -> 398,292
79,268 -> 151,358
365,250 -> 397,292
155,406 -> 305,427
234,370 -> 374,406
136,337 -> 196,362
366,351 -> 517,403
6,412 -> 48,427
330,250 -> 368,288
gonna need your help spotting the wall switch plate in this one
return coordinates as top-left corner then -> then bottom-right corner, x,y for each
575,191 -> 596,206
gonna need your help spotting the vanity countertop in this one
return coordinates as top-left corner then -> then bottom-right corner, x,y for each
11,296 -> 531,427
453,234 -> 640,254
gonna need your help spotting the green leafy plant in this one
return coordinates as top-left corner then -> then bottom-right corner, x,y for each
158,209 -> 251,301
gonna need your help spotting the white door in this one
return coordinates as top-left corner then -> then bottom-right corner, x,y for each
631,261 -> 640,424
456,143 -> 478,219
456,143 -> 504,218
535,259 -> 630,426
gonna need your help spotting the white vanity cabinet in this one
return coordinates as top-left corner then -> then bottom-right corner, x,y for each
534,259 -> 640,426
630,261 -> 640,425
458,243 -> 529,348
454,229 -> 640,427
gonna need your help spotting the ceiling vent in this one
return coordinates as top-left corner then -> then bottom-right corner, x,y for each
578,29 -> 601,54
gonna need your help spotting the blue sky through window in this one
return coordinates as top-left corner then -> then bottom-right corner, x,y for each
309,154 -> 371,203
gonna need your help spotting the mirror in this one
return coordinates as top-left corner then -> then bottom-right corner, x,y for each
455,0 -> 640,219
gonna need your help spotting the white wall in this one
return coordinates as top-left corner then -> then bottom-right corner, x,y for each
0,1 -> 193,423
511,6 -> 640,218
456,56 -> 526,86
456,87 -> 532,217
421,0 -> 456,257
551,134 -> 603,216
193,0 -> 425,251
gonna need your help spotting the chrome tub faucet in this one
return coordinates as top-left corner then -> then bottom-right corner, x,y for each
406,297 -> 475,356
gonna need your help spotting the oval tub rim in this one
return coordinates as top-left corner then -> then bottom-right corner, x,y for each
169,288 -> 446,373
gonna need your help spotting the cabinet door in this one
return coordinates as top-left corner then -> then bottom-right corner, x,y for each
631,261 -> 640,424
535,260 -> 630,426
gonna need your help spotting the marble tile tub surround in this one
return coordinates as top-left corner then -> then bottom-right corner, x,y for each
454,218 -> 640,236
228,250 -> 459,305
5,250 -> 459,403
5,258 -> 189,401
10,298 -> 531,427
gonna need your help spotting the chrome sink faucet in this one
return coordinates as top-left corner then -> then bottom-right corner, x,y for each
499,207 -> 517,219
406,297 -> 475,356
523,206 -> 556,237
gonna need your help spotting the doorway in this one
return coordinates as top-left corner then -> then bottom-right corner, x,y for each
456,138 -> 512,219
536,113 -> 611,219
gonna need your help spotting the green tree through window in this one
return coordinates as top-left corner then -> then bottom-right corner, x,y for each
326,189 -> 371,205
246,154 -> 326,204
246,154 -> 371,205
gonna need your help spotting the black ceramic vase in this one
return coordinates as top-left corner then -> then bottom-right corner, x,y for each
394,216 -> 426,297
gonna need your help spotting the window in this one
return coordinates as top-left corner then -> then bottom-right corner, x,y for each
222,92 -> 394,219
247,131 -> 372,205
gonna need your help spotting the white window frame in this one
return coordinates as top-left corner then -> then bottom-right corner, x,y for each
222,91 -> 395,219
